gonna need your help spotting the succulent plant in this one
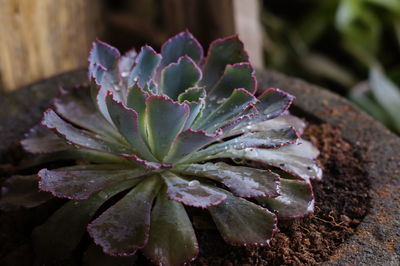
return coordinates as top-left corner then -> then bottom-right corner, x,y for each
0,31 -> 322,265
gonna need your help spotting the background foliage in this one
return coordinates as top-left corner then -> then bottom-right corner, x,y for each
262,0 -> 400,134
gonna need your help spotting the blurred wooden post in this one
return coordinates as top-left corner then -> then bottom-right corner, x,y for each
163,0 -> 263,69
0,0 -> 103,92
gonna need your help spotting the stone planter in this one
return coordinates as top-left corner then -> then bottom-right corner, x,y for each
0,69 -> 399,265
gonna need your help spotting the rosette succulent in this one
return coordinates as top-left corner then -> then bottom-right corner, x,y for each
0,31 -> 322,265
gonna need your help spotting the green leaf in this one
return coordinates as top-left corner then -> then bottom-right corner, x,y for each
89,40 -> 120,80
87,175 -> 161,256
88,41 -> 124,122
159,31 -> 203,70
118,49 -> 137,79
126,82 -> 149,138
255,88 -> 294,120
370,68 -> 400,133
54,86 -> 120,141
106,92 -> 157,161
128,45 -> 161,88
38,165 -> 149,200
208,140 -> 322,181
193,89 -> 257,132
145,95 -> 189,160
206,62 -> 256,111
178,87 -> 206,103
187,127 -> 298,162
163,129 -> 221,163
176,162 -> 280,198
161,171 -> 226,208
208,190 -> 277,246
18,149 -> 129,170
231,113 -> 306,136
159,56 -> 202,100
178,87 -> 206,130
21,124 -> 72,154
257,179 -> 314,219
42,109 -> 130,154
0,175 -> 52,211
33,179 -> 140,264
142,187 -> 198,266
200,36 -> 249,89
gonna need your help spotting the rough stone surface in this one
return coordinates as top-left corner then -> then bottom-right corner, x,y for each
258,70 -> 400,266
0,68 -> 399,265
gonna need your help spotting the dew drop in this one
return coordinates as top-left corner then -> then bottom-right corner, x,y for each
98,191 -> 109,199
113,84 -> 121,91
188,180 -> 200,187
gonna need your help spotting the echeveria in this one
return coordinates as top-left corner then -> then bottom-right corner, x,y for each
0,31 -> 322,266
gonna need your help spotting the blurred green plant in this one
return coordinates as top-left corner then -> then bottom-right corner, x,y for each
262,0 -> 400,134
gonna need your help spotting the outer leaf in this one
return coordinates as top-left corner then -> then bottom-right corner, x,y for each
106,92 -> 157,161
54,86 -> 120,140
208,190 -> 277,246
142,188 -> 198,266
230,113 -> 306,136
19,149 -> 129,171
33,179 -> 141,264
178,87 -> 206,130
159,56 -> 202,100
161,171 -> 226,208
38,165 -> 149,200
187,127 -> 298,162
208,140 -> 322,181
0,175 -> 52,211
42,109 -> 129,154
257,179 -> 314,219
255,88 -> 295,121
87,175 -> 161,256
159,31 -> 203,70
145,95 -> 189,160
163,128 -> 221,163
176,162 -> 280,198
21,124 -> 72,154
200,36 -> 249,89
128,45 -> 161,88
193,89 -> 257,132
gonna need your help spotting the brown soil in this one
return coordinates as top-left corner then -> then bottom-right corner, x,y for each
0,123 -> 370,265
183,123 -> 370,266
